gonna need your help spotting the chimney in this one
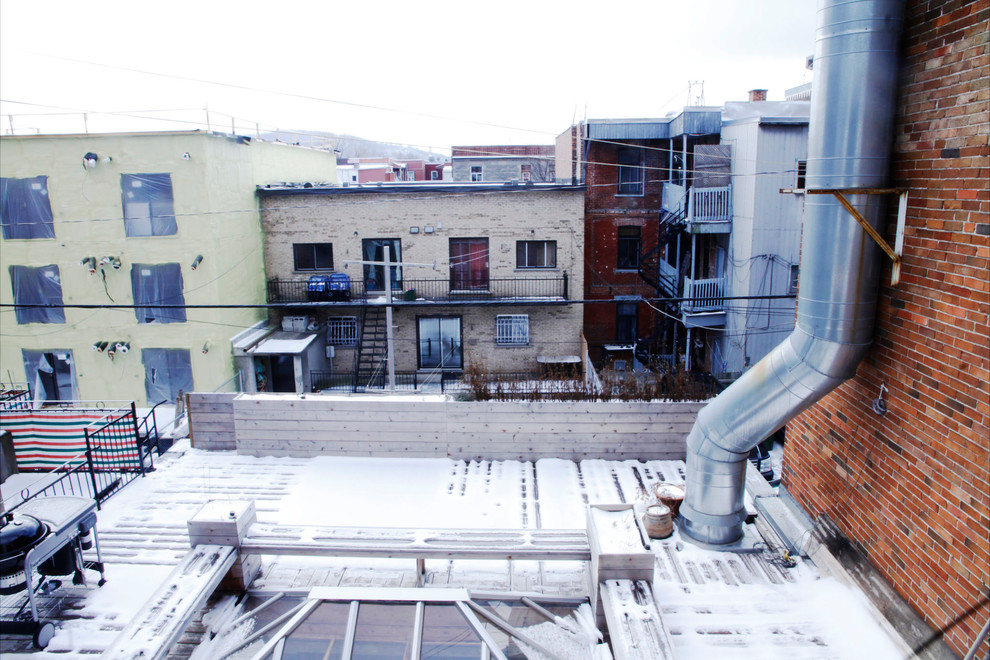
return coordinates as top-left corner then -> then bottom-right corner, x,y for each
748,89 -> 768,102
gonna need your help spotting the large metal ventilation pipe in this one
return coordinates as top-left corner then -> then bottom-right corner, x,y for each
680,0 -> 906,545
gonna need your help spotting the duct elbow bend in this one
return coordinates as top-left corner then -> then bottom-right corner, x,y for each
680,329 -> 871,546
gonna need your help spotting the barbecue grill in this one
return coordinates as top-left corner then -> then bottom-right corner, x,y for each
0,496 -> 106,648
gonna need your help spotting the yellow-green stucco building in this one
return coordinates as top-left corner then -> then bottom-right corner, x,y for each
0,130 -> 336,405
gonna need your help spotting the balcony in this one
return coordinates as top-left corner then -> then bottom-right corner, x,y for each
267,274 -> 569,305
681,276 -> 726,327
663,183 -> 732,234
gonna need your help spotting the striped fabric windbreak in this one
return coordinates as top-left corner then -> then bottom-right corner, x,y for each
0,409 -> 140,470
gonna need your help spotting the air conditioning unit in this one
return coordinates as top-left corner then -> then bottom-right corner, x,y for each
282,316 -> 309,332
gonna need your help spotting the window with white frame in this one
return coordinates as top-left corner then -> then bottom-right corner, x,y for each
9,264 -> 65,324
121,173 -> 176,237
327,316 -> 359,346
516,240 -> 557,269
470,165 -> 483,182
496,315 -> 529,346
0,176 -> 55,239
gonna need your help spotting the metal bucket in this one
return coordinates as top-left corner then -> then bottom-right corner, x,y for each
643,504 -> 673,539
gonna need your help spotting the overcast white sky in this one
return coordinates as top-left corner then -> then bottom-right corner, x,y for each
0,0 -> 817,152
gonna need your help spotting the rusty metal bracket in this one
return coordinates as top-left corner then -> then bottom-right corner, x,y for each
782,187 -> 909,286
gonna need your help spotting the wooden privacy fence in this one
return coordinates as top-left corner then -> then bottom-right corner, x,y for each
187,393 -> 706,461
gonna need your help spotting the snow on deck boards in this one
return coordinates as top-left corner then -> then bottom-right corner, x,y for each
5,442 -> 902,659
102,544 -> 237,660
241,523 -> 591,559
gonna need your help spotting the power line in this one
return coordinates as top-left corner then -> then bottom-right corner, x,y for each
18,52 -> 553,138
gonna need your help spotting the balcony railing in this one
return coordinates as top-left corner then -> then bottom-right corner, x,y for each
682,276 -> 726,313
268,274 -> 569,304
688,185 -> 732,224
662,182 -> 732,228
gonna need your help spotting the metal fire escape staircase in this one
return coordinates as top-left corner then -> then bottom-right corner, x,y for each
638,207 -> 686,297
636,207 -> 687,364
353,306 -> 388,391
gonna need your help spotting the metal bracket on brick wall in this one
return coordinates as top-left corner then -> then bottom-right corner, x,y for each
782,187 -> 910,286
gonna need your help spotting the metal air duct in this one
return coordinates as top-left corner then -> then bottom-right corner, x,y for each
680,0 -> 906,545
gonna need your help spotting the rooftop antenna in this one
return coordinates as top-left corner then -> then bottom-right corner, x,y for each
687,80 -> 705,106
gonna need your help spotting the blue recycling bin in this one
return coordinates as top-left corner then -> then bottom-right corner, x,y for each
329,272 -> 351,301
307,275 -> 331,301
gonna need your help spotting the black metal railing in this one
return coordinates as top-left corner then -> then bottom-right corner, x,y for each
82,403 -> 152,506
268,273 -> 568,305
311,370 -> 461,393
3,451 -> 102,516
1,401 -> 167,513
0,386 -> 32,411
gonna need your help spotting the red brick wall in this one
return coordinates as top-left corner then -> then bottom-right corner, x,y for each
582,139 -> 668,353
784,1 -> 989,656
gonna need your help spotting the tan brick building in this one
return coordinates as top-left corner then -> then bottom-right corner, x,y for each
784,1 -> 989,656
257,183 -> 585,390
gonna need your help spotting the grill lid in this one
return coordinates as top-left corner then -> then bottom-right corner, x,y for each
0,514 -> 49,558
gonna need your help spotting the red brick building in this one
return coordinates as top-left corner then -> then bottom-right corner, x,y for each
562,114 -> 724,366
785,1 -> 989,656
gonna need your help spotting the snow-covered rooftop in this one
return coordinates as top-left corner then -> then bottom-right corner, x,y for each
0,441 -> 903,658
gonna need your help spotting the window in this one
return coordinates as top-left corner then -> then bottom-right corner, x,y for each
1,176 -> 55,239
9,264 -> 65,324
616,226 -> 641,270
362,238 -> 402,291
293,243 -> 334,271
796,160 -> 807,190
449,238 -> 489,290
521,164 -> 532,181
430,170 -> 439,180
407,172 -> 416,181
516,240 -> 557,269
142,348 -> 193,404
617,147 -> 644,195
470,165 -> 483,182
496,315 -> 529,346
121,173 -> 176,237
616,301 -> 638,342
327,317 -> 359,346
23,350 -> 77,403
418,317 -> 462,369
131,263 -> 186,323
790,264 -> 800,294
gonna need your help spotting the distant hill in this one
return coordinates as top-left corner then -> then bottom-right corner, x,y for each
256,130 -> 446,162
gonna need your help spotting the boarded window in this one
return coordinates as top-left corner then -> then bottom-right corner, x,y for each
122,173 -> 176,236
143,348 -> 193,404
131,263 -> 186,323
9,264 -> 65,324
0,176 -> 55,239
